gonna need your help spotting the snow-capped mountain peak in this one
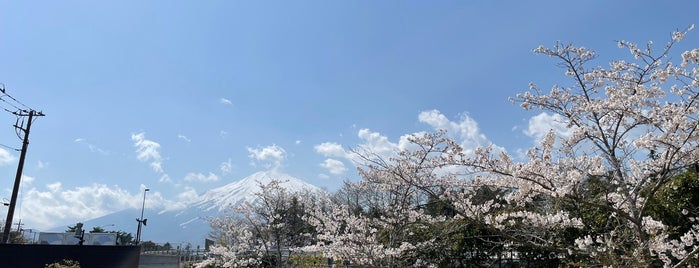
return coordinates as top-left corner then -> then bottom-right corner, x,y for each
192,170 -> 322,212
75,170 -> 323,246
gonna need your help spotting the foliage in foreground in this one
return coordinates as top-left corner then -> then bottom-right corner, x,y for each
45,259 -> 80,268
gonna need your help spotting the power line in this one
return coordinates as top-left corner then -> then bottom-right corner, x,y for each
0,98 -> 24,112
0,143 -> 19,152
0,99 -> 22,113
0,84 -> 30,111
3,94 -> 29,111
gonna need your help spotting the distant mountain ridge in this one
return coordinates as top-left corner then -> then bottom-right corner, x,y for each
61,170 -> 321,247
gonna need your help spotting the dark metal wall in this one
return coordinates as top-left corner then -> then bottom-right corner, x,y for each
0,244 -> 140,268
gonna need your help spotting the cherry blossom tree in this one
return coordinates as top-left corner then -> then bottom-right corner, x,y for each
201,27 -> 699,268
305,180 -> 450,267
309,26 -> 699,267
304,136 -> 516,267
197,180 -> 319,268
499,25 -> 699,267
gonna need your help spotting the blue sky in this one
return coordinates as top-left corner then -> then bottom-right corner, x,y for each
0,1 -> 697,231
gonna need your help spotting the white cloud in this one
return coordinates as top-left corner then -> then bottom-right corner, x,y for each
318,173 -> 330,179
357,128 -> 398,156
177,186 -> 199,201
320,158 -> 347,175
183,172 -> 220,183
396,132 -> 427,151
419,110 -> 488,146
177,134 -> 191,143
295,140 -> 301,145
18,182 -> 191,230
247,144 -> 286,167
524,112 -> 572,142
47,182 -> 62,192
0,148 -> 16,165
315,130 -> 423,165
220,98 -> 232,105
418,109 -> 503,154
314,142 -> 347,158
418,109 -> 453,129
220,158 -> 233,175
313,110 -> 502,175
20,183 -> 143,229
329,129 -> 405,167
131,132 -> 164,173
22,174 -> 35,185
145,189 -> 191,212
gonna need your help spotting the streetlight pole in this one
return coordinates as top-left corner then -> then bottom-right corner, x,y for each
136,188 -> 149,244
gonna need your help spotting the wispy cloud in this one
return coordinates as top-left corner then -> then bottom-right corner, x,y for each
159,174 -> 172,183
131,132 -> 164,173
177,134 -> 191,143
220,98 -> 232,105
220,158 -> 233,175
183,172 -> 220,183
36,160 -> 48,169
73,138 -> 110,155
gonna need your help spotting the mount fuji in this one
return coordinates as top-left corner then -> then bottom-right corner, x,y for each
69,170 -> 322,248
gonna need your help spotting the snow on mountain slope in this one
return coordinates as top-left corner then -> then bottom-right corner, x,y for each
72,170 -> 322,246
192,170 -> 322,212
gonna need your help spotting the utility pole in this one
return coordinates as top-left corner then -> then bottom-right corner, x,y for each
2,110 -> 44,243
14,219 -> 22,232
